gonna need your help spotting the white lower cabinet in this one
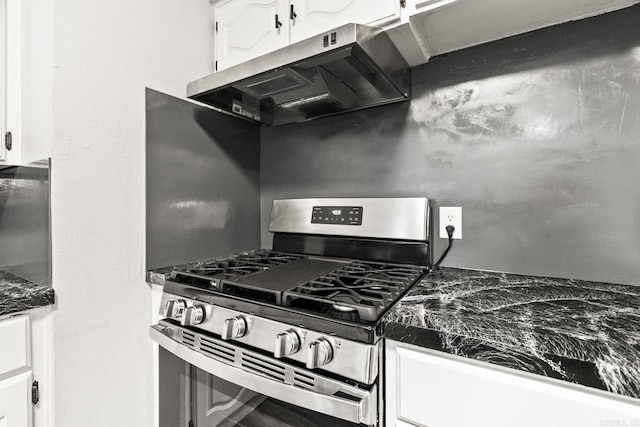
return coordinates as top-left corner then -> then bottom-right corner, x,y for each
385,340 -> 640,427
0,308 -> 52,427
0,315 -> 32,427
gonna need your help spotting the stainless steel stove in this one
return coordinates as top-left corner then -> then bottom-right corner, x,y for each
151,197 -> 430,427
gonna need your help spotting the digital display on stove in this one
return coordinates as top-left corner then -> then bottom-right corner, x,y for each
311,206 -> 362,225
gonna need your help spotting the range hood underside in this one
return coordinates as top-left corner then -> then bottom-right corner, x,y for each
188,24 -> 410,126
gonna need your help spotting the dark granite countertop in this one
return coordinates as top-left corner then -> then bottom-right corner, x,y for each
382,267 -> 640,399
0,269 -> 55,317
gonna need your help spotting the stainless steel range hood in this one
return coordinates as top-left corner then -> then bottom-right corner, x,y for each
187,24 -> 410,126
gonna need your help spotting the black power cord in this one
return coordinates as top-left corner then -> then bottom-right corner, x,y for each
432,225 -> 455,270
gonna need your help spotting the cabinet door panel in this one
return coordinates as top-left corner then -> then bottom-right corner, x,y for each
0,371 -> 32,427
0,316 -> 29,377
215,0 -> 289,71
289,0 -> 400,43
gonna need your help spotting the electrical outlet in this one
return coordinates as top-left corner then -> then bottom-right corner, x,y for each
439,207 -> 462,239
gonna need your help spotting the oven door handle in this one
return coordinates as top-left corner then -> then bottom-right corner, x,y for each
150,324 -> 376,425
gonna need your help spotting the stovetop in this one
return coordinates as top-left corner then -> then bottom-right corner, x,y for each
169,250 -> 427,324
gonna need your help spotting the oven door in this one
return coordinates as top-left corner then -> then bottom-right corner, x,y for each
151,322 -> 378,427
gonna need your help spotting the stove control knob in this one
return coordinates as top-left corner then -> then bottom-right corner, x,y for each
180,305 -> 205,326
221,316 -> 247,340
306,338 -> 333,369
274,330 -> 300,358
163,299 -> 186,319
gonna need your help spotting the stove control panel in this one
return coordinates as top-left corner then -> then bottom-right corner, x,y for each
311,206 -> 362,225
222,316 -> 247,340
158,293 -> 379,384
306,338 -> 334,369
274,330 -> 301,358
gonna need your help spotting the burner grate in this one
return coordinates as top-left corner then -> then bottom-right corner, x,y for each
283,261 -> 426,321
170,250 -> 305,289
168,251 -> 426,323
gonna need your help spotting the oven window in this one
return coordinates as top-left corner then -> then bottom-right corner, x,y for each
194,368 -> 368,427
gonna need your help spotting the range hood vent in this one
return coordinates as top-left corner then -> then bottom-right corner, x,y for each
187,24 -> 410,126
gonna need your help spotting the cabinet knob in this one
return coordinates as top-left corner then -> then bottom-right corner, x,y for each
275,14 -> 282,29
290,5 -> 297,20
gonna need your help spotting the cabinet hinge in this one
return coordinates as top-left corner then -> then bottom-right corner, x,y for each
32,381 -> 40,404
5,131 -> 12,151
400,0 -> 406,7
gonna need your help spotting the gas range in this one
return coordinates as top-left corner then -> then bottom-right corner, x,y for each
151,197 -> 431,426
159,249 -> 427,384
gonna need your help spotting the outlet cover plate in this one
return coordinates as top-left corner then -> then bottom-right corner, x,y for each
439,206 -> 462,239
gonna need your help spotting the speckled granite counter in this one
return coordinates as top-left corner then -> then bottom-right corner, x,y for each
0,269 -> 55,317
382,267 -> 640,399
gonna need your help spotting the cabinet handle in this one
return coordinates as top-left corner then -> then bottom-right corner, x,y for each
32,381 -> 40,404
4,131 -> 12,151
290,5 -> 297,20
275,14 -> 282,29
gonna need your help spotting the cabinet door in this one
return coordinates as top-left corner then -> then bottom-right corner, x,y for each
0,0 -> 7,163
289,0 -> 400,43
386,341 -> 640,427
0,371 -> 32,427
0,0 -> 52,166
215,0 -> 289,71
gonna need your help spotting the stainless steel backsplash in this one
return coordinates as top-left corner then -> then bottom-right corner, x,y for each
260,5 -> 640,285
0,161 -> 51,286
145,89 -> 261,270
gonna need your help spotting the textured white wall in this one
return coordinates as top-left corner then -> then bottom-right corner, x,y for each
51,1 -> 214,425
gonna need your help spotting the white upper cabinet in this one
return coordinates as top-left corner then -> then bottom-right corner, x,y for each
1,0 -> 17,164
0,0 -> 52,166
288,0 -> 401,43
213,0 -> 401,71
1,0 -> 5,163
214,0 -> 290,71
408,0 -> 640,57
